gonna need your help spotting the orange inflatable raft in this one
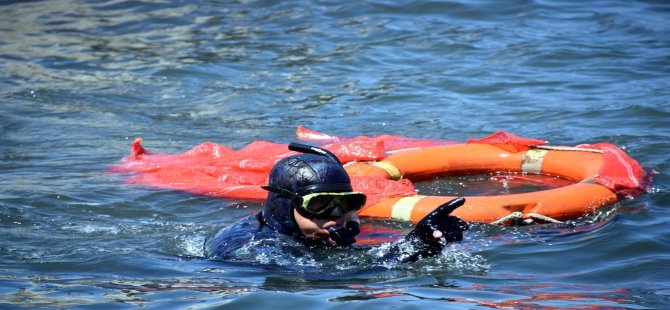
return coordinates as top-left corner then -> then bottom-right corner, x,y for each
345,143 -> 623,225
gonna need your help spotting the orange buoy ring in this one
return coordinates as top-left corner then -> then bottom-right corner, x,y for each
345,143 -> 619,225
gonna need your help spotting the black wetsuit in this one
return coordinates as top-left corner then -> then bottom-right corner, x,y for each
203,212 -> 453,266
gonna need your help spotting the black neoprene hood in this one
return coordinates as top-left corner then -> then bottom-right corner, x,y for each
261,153 -> 352,235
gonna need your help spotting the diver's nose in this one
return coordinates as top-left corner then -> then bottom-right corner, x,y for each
326,205 -> 343,218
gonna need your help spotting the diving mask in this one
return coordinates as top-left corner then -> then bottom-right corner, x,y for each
262,185 -> 366,219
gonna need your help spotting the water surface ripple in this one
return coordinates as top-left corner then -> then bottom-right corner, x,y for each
1,0 -> 669,308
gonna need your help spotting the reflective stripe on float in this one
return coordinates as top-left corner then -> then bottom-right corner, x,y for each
521,148 -> 548,174
390,196 -> 425,221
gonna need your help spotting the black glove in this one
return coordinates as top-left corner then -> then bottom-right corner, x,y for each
405,197 -> 469,259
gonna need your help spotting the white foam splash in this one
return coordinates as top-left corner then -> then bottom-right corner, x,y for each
61,224 -> 120,235
422,244 -> 490,273
176,234 -> 206,257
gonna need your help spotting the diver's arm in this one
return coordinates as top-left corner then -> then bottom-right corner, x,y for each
203,213 -> 266,260
375,197 -> 469,264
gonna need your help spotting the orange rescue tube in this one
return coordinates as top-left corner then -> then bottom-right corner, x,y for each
346,144 -> 619,224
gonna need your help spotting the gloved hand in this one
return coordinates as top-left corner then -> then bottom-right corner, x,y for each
405,197 -> 469,259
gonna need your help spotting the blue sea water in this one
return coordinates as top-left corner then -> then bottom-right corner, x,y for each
1,0 -> 669,308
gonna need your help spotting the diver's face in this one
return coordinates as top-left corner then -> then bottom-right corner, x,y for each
293,209 -> 359,241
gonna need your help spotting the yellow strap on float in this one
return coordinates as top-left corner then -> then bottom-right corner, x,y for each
369,161 -> 403,180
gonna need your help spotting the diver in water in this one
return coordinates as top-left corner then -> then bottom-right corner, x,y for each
204,143 -> 468,265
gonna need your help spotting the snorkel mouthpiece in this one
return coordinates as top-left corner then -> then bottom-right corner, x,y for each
327,221 -> 360,246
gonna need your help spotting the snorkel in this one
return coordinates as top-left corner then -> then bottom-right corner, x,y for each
287,142 -> 343,164
326,221 -> 360,246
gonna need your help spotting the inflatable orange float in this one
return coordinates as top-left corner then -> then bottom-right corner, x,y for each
344,138 -> 647,225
